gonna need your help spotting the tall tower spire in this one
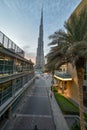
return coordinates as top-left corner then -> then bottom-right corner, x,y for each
36,7 -> 44,72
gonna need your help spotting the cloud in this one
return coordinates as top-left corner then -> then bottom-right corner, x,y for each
24,52 -> 36,64
23,45 -> 30,50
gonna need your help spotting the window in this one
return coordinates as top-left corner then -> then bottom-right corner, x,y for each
0,81 -> 12,105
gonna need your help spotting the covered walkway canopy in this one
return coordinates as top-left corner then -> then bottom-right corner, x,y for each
54,72 -> 72,81
54,72 -> 72,94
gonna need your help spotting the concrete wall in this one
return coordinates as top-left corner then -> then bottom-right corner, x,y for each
66,63 -> 79,103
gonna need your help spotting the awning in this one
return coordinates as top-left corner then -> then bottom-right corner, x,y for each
54,72 -> 72,81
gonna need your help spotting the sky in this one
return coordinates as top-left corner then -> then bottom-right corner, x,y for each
0,0 -> 81,63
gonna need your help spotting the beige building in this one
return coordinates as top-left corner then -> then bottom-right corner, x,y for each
54,63 -> 79,103
54,0 -> 87,106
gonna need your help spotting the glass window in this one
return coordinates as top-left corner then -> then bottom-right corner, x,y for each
0,81 -> 12,105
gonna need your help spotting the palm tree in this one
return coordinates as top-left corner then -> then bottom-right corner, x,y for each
47,8 -> 87,130
46,29 -> 69,68
45,30 -> 68,84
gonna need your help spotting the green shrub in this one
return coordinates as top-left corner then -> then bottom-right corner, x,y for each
70,121 -> 80,130
52,86 -> 58,92
84,113 -> 87,123
54,93 -> 79,115
54,92 -> 87,123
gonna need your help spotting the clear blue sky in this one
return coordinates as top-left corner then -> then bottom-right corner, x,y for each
0,0 -> 81,63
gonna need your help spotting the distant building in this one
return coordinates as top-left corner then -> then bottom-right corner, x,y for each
35,8 -> 45,72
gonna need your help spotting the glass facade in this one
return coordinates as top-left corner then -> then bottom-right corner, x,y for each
0,52 -> 33,75
0,81 -> 12,106
0,31 -> 34,118
0,54 -> 13,74
0,50 -> 34,107
0,73 -> 34,106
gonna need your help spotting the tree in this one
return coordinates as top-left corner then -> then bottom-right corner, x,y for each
45,30 -> 67,80
46,8 -> 87,130
46,29 -> 69,69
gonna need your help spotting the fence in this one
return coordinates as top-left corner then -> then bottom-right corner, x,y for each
0,31 -> 24,57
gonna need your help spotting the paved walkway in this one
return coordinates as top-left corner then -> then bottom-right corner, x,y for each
45,74 -> 69,130
48,91 -> 69,130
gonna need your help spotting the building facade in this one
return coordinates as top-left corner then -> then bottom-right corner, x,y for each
54,0 -> 87,106
36,8 -> 45,72
0,31 -> 35,122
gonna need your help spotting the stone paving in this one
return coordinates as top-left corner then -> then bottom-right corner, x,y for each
2,75 -> 55,130
49,92 -> 69,130
3,115 -> 54,130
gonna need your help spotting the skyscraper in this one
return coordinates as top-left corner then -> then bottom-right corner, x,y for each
36,8 -> 44,72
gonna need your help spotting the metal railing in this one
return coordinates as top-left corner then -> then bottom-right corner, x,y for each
0,31 -> 25,57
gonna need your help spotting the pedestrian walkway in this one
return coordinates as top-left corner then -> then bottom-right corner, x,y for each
49,91 -> 69,130
44,74 -> 69,130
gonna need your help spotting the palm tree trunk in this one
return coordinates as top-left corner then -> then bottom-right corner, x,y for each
77,68 -> 86,130
51,71 -> 54,85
